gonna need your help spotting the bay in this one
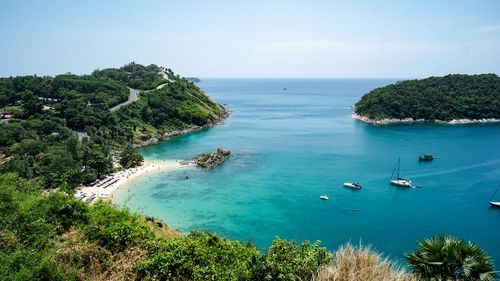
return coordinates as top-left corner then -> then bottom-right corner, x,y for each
114,78 -> 500,266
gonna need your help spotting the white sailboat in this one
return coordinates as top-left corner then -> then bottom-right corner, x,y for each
390,157 -> 412,187
489,186 -> 500,207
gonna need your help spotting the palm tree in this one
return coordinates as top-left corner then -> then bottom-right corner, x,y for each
406,235 -> 496,281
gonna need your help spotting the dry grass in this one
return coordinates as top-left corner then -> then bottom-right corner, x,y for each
53,228 -> 147,281
314,243 -> 417,281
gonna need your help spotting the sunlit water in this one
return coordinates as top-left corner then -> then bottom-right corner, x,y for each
114,78 -> 500,266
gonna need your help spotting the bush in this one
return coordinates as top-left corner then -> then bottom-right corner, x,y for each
315,244 -> 416,281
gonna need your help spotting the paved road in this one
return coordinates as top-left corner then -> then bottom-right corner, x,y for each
110,87 -> 138,112
156,71 -> 172,90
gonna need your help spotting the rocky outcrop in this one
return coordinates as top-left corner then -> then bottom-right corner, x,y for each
195,148 -> 231,170
352,113 -> 500,125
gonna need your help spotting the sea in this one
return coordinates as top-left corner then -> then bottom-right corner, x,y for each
114,78 -> 500,267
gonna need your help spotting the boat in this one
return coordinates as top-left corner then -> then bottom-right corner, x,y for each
418,154 -> 434,161
390,157 -> 412,187
320,195 -> 329,200
488,186 -> 500,207
343,182 -> 362,189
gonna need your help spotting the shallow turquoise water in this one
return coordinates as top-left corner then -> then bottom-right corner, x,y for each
115,78 -> 500,266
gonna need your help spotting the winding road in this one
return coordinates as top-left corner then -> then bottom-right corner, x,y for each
110,87 -> 138,112
109,72 -> 171,112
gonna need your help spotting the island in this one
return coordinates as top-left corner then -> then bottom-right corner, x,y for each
353,74 -> 500,124
185,77 -> 201,83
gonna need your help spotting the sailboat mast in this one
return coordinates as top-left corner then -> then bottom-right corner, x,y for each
390,159 -> 398,180
490,186 -> 500,201
397,157 -> 400,179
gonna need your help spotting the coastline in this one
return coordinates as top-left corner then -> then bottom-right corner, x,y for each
132,109 -> 232,148
75,159 -> 195,203
76,108 -> 231,203
352,113 -> 500,125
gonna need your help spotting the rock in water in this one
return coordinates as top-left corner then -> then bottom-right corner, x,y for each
195,148 -> 231,170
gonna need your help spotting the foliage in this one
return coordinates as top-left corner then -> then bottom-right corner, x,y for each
263,238 -> 333,280
406,235 -> 496,281
119,145 -> 144,168
92,61 -> 166,90
0,62 -> 225,189
355,74 -> 500,120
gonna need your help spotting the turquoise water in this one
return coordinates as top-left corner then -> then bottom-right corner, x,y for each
115,78 -> 500,266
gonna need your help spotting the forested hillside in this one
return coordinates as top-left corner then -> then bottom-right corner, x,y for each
0,62 -> 226,189
355,74 -> 500,121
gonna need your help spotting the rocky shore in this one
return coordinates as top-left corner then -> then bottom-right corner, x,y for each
133,110 -> 231,148
195,148 -> 231,170
352,113 -> 500,125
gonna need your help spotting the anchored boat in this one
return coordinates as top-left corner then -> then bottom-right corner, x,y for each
390,157 -> 412,187
489,186 -> 500,207
418,154 -> 434,161
343,182 -> 362,189
320,195 -> 329,200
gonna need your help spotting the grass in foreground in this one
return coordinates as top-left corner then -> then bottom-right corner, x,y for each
315,244 -> 416,281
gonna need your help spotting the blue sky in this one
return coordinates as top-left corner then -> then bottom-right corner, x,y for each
1,0 -> 499,77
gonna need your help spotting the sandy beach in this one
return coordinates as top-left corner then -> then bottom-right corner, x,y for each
75,159 -> 194,203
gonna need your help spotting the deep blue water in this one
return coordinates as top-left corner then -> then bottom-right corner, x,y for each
115,78 -> 500,266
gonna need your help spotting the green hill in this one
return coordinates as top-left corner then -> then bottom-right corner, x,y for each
0,62 -> 227,188
354,74 -> 500,122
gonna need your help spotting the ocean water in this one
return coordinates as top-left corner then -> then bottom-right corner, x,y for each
114,78 -> 500,266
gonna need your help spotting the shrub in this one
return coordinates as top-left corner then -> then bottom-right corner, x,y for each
315,243 -> 416,281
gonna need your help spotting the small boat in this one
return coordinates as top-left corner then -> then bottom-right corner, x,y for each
390,157 -> 412,187
343,182 -> 362,189
418,154 -> 434,161
320,195 -> 329,200
488,186 -> 500,207
283,87 -> 288,91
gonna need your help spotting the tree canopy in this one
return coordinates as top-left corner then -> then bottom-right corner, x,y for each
0,63 -> 226,189
355,74 -> 500,121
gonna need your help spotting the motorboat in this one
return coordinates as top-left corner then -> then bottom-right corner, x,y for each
418,154 -> 434,161
343,182 -> 362,189
320,195 -> 329,200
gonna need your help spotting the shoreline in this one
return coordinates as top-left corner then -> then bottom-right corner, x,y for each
75,159 -> 195,203
133,109 -> 232,148
76,108 -> 231,203
352,113 -> 500,125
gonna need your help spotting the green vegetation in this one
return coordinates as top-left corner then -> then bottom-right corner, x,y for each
0,65 -> 495,280
407,235 -> 496,281
119,145 -> 144,168
355,74 -> 500,121
0,62 -> 226,189
0,173 -> 332,280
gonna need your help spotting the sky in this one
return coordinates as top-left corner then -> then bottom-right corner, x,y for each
1,0 -> 500,78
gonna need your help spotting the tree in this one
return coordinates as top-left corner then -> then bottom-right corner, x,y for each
406,235 -> 496,281
119,146 -> 143,168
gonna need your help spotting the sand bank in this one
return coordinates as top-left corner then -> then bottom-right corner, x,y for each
75,159 -> 195,203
